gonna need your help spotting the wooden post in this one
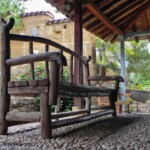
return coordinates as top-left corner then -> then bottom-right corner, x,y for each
109,91 -> 117,117
45,44 -> 49,79
73,0 -> 84,108
49,61 -> 59,105
40,93 -> 51,138
29,42 -> 35,79
0,18 -> 14,134
69,55 -> 73,83
84,56 -> 91,114
119,36 -> 126,111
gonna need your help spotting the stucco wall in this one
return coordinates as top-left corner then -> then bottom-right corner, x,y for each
10,14 -> 96,76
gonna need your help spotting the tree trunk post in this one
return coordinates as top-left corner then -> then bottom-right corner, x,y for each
40,93 -> 52,138
0,18 -> 14,134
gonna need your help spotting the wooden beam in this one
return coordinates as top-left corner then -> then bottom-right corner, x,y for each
85,2 -> 123,35
142,13 -> 150,41
53,0 -> 65,7
125,0 -> 150,31
52,110 -> 114,129
74,0 -> 84,107
74,0 -> 83,84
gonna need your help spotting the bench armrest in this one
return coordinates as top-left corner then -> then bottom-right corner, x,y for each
6,52 -> 67,66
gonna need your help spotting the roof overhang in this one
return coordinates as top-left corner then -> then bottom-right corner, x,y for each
46,0 -> 150,42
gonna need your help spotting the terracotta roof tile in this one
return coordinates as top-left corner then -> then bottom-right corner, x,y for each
21,11 -> 54,19
46,18 -> 71,25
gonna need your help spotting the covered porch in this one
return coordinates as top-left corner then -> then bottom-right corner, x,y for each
46,0 -> 150,107
0,0 -> 150,140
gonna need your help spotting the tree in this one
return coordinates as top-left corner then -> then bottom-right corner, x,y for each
126,41 -> 150,90
0,0 -> 25,28
96,38 -> 120,74
96,38 -> 150,90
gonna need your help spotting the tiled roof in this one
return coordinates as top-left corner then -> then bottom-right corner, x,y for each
46,0 -> 150,42
46,18 -> 71,25
21,11 -> 54,18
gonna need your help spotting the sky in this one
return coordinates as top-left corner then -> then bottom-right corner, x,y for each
24,0 -> 65,19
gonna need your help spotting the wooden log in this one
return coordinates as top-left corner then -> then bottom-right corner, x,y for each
8,81 -> 28,87
109,91 -> 117,117
91,105 -> 111,110
85,98 -> 91,114
59,90 -> 110,97
0,18 -> 15,134
45,44 -> 49,79
29,42 -> 35,79
6,112 -> 40,122
38,79 -> 49,86
52,109 -> 114,129
83,56 -> 91,85
8,86 -> 48,95
49,62 -> 59,105
51,109 -> 89,119
10,34 -> 86,65
29,80 -> 38,86
69,55 -> 73,83
59,82 -> 111,93
6,52 -> 67,66
8,81 -> 15,88
40,93 -> 51,138
88,75 -> 124,82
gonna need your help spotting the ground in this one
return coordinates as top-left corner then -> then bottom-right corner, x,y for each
0,113 -> 150,150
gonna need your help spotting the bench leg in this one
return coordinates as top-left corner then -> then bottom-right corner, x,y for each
40,93 -> 52,138
0,95 -> 10,134
109,92 -> 117,117
85,97 -> 91,114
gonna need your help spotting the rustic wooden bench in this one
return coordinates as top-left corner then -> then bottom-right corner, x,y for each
0,18 -> 124,138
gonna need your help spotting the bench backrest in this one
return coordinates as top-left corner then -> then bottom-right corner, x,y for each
1,18 -> 91,86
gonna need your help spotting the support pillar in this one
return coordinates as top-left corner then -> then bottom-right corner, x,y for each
73,0 -> 84,108
119,36 -> 126,111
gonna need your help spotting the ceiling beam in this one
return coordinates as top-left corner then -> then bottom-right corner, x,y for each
85,2 -> 123,35
124,29 -> 150,40
142,13 -> 150,41
53,0 -> 65,7
125,0 -> 150,31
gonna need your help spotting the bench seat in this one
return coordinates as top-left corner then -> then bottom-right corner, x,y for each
8,80 -> 112,97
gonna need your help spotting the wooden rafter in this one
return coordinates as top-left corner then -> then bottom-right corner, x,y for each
84,0 -> 141,33
46,0 -> 150,42
125,0 -> 150,31
85,2 -> 123,35
53,0 -> 65,7
142,13 -> 150,41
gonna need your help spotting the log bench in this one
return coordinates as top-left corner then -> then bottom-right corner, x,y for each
0,18 -> 124,138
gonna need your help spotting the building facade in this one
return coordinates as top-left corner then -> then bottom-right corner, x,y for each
10,11 -> 96,76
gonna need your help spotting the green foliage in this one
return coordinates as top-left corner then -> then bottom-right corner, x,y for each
62,67 -> 69,82
96,38 -> 120,74
12,64 -> 46,81
126,41 -> 150,90
96,38 -> 150,90
60,97 -> 73,111
0,0 -> 25,28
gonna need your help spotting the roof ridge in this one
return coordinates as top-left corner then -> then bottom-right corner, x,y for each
46,18 -> 71,25
21,11 -> 54,18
